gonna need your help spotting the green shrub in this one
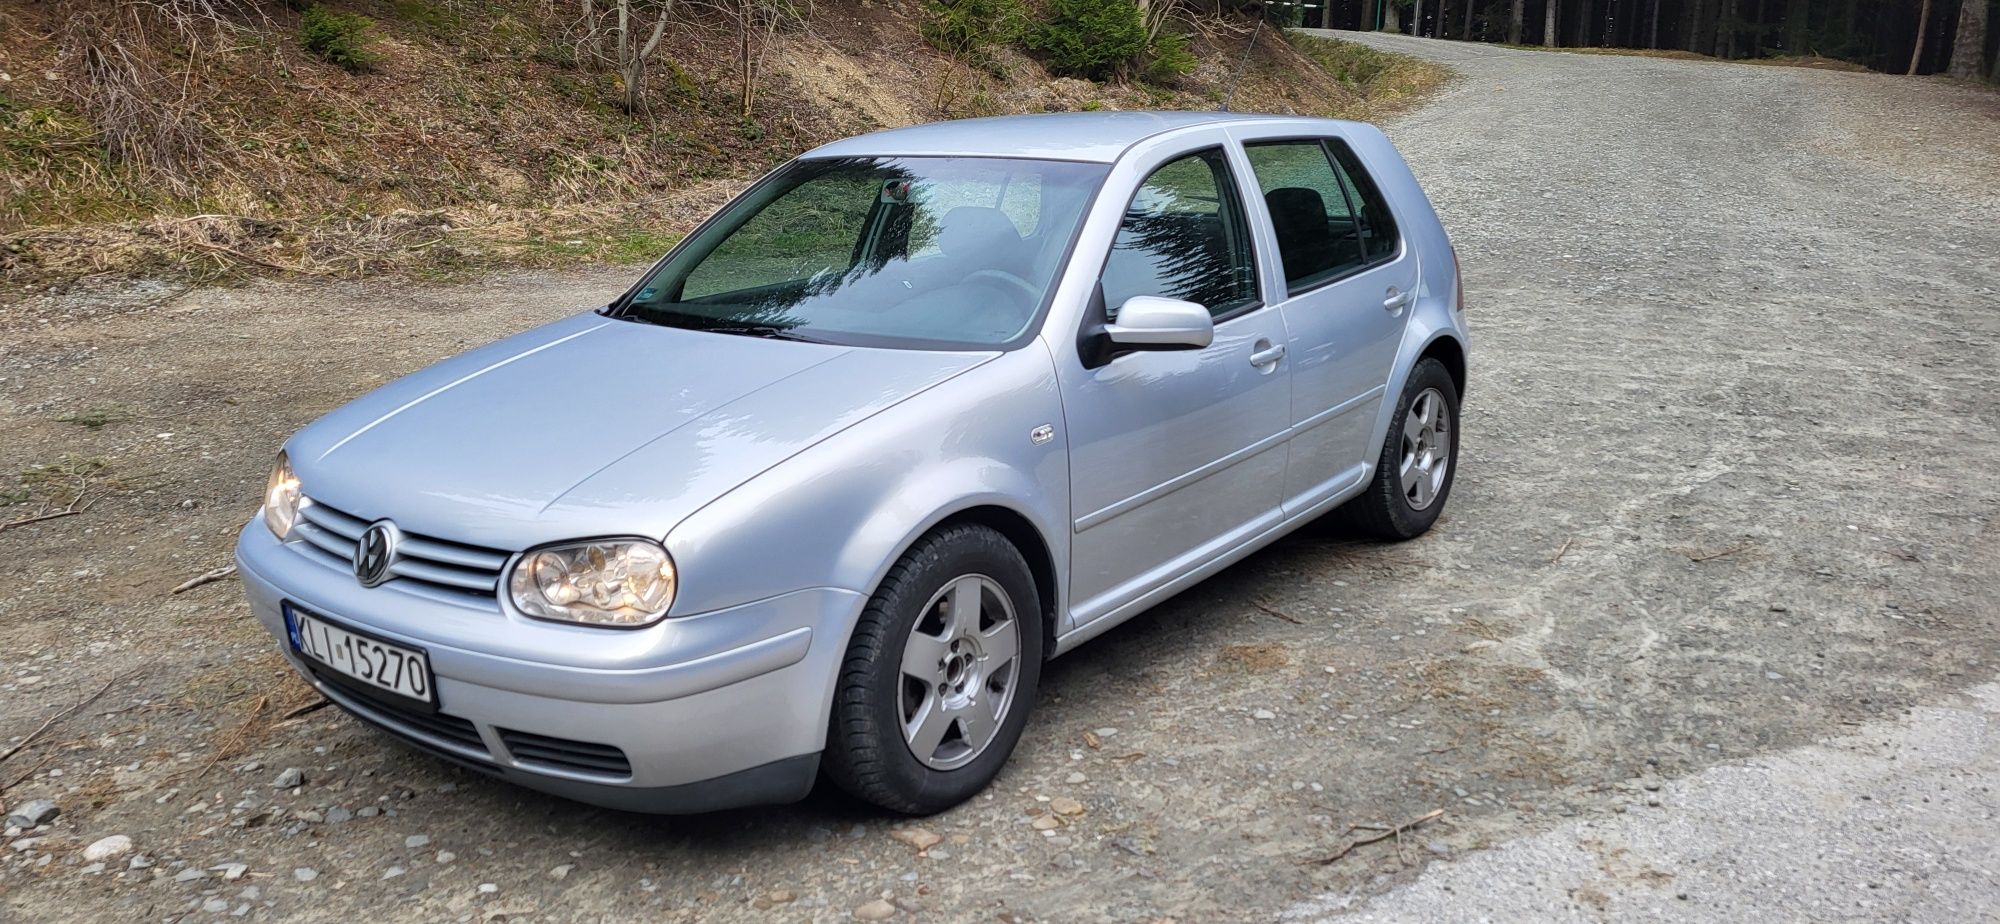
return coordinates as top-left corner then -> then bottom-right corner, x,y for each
1027,0 -> 1147,80
300,6 -> 381,73
921,0 -> 1026,55
1142,27 -> 1196,82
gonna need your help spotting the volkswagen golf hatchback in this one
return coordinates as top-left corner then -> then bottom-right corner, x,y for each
238,112 -> 1467,815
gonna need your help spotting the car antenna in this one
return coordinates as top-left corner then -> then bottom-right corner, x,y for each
1219,18 -> 1263,112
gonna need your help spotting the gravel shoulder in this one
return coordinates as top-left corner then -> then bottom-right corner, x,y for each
3,34 -> 1998,922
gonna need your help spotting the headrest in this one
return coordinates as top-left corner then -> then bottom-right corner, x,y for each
1265,187 -> 1327,230
934,206 -> 1022,259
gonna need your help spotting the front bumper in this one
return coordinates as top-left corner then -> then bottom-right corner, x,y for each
235,521 -> 863,813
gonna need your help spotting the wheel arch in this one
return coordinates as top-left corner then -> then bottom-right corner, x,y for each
895,503 -> 1060,660
1418,331 -> 1467,399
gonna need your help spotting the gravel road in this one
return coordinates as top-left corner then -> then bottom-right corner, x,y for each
2,34 -> 1997,923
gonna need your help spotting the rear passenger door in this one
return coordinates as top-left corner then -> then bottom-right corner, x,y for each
1242,138 -> 1419,515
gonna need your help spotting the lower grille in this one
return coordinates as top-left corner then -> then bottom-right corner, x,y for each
317,678 -> 491,760
498,728 -> 632,778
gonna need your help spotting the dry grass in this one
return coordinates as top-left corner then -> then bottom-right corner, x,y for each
1,3 -> 1453,292
1219,643 -> 1292,671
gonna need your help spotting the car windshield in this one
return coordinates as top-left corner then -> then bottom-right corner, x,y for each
616,156 -> 1109,349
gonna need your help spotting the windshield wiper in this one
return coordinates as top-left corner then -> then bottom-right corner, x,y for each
695,324 -> 829,343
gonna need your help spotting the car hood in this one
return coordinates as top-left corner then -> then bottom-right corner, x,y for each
288,313 -> 992,550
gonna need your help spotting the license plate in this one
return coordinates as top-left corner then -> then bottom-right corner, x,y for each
286,606 -> 435,704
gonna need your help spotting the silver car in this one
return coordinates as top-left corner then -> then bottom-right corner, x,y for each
237,112 -> 1467,815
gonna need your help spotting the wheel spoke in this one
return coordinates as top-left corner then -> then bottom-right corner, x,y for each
959,692 -> 1001,750
904,695 -> 953,759
902,631 -> 950,682
980,617 -> 1019,671
1411,457 -> 1435,506
1404,405 -> 1427,445
945,576 -> 982,639
1400,451 -> 1422,495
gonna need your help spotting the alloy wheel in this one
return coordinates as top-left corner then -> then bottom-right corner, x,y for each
898,575 -> 1022,771
1400,386 -> 1453,511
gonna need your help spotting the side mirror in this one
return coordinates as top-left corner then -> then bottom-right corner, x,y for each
1103,296 -> 1214,351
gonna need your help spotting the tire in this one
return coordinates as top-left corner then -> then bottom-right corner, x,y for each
1336,357 -> 1461,540
822,524 -> 1043,815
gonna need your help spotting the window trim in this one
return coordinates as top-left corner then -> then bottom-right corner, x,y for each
1238,135 -> 1407,301
1091,144 -> 1266,328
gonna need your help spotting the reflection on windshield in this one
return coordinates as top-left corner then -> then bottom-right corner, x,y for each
618,156 -> 1108,349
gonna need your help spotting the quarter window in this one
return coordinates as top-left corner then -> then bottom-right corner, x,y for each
1244,141 -> 1366,293
1326,141 -> 1400,263
1100,149 -> 1259,320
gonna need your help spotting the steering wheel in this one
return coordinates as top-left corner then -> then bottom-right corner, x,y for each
963,268 -> 1038,310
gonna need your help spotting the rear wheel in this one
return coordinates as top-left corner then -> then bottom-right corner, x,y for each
822,524 -> 1042,815
1336,357 -> 1460,540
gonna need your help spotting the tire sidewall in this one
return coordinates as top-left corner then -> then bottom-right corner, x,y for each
856,529 -> 1043,812
1382,358 -> 1461,536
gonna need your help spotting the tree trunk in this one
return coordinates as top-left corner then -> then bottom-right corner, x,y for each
1946,0 -> 1987,77
1907,0 -> 1932,73
1716,0 -> 1735,57
1546,0 -> 1559,44
1510,0 -> 1525,40
1413,0 -> 1425,34
1782,0 -> 1809,51
1362,0 -> 1377,29
1686,0 -> 1704,51
1464,0 -> 1476,39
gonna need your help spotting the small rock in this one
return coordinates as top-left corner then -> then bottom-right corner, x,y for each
79,862 -> 105,875
1064,772 -> 1087,784
1049,797 -> 1085,817
764,888 -> 798,905
382,865 -> 406,880
405,834 -> 431,849
477,882 -> 498,894
854,898 -> 899,920
174,868 -> 207,882
128,855 -> 155,870
1030,814 -> 1063,831
1252,709 -> 1277,721
203,898 -> 231,914
5,800 -> 59,828
1425,840 -> 1450,857
436,850 -> 457,864
294,867 -> 319,882
270,768 -> 304,789
325,807 -> 353,824
1092,727 -> 1119,738
213,863 -> 249,881
888,828 -> 942,851
548,864 -> 572,880
82,835 -> 132,862
356,806 -> 381,818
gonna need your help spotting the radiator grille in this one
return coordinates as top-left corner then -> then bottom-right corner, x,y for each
498,728 -> 633,779
290,499 -> 509,607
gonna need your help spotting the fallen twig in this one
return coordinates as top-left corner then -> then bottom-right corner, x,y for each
0,490 -> 100,533
1306,808 -> 1446,865
188,695 -> 269,780
1690,542 -> 1752,563
1251,599 -> 1306,625
170,565 -> 237,594
1550,538 -> 1572,563
280,698 -> 331,721
0,671 -> 131,767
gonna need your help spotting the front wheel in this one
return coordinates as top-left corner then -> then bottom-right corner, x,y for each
822,524 -> 1042,815
1336,357 -> 1460,540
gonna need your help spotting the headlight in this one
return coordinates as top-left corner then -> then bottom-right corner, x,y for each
508,539 -> 677,627
263,452 -> 302,539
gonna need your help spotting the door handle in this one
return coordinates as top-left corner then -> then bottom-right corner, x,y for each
1249,343 -> 1287,367
1383,287 -> 1415,312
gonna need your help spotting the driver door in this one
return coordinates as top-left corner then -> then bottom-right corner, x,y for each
1060,146 -> 1293,627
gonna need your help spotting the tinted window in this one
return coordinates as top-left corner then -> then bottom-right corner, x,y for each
1326,141 -> 1400,263
1100,149 -> 1258,320
623,156 -> 1108,348
1244,141 -> 1366,292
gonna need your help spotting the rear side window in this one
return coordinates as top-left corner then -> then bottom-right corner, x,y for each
1325,141 -> 1400,263
1100,148 -> 1259,320
1243,141 -> 1366,293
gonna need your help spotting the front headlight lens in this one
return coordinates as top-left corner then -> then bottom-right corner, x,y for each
508,540 -> 677,627
263,452 -> 302,539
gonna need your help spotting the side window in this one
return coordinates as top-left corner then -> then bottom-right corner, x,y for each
1100,148 -> 1258,320
1243,141 -> 1366,293
1325,141 -> 1401,263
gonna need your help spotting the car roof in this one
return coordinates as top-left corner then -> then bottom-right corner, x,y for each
801,111 -> 1353,164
